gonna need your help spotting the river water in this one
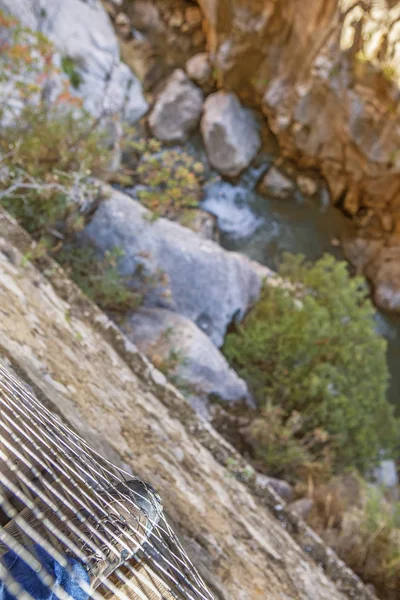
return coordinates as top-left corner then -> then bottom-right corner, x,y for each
201,172 -> 400,410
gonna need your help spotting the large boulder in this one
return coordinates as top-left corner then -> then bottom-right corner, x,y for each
149,69 -> 204,143
84,187 -> 274,347
201,92 -> 261,176
123,307 -> 250,414
0,0 -> 148,123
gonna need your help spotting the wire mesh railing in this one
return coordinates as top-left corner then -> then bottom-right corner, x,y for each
0,364 -> 216,600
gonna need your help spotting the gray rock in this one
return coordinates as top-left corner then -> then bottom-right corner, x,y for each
260,166 -> 295,199
289,498 -> 314,521
186,53 -> 212,85
255,474 -> 294,502
84,187 -> 274,347
123,307 -> 250,413
0,0 -> 148,124
130,0 -> 162,33
201,92 -> 261,176
149,69 -> 204,143
373,459 -> 399,489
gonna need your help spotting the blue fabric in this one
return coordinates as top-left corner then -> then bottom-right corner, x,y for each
0,545 -> 89,600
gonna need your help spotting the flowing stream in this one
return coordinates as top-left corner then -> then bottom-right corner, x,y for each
200,169 -> 400,410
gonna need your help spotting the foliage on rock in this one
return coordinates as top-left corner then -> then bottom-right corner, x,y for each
60,55 -> 83,90
0,11 -> 108,172
0,10 -> 134,313
0,10 -> 109,228
58,246 -> 142,313
224,253 -> 396,476
127,136 -> 205,219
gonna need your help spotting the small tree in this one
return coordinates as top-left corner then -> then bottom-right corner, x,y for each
224,253 -> 396,475
0,11 -> 134,315
0,8 -> 110,237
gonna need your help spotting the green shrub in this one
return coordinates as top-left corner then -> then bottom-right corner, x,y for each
1,104 -> 109,178
224,253 -> 396,474
61,55 -> 83,89
0,11 -> 127,314
127,137 -> 205,218
0,9 -> 109,241
242,404 -> 332,482
57,246 -> 142,313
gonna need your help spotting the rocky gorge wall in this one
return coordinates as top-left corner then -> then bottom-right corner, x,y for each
188,0 -> 400,312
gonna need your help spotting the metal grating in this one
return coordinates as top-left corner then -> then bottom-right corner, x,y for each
0,364 -> 216,600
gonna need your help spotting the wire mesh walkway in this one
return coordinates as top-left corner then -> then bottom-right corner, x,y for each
0,364 -> 216,600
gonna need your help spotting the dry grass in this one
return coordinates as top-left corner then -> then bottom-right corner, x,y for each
306,475 -> 400,600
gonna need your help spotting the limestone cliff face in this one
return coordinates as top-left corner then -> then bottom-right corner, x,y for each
0,211 -> 376,600
197,0 -> 400,310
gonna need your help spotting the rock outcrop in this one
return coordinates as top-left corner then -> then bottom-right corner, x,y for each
84,186 -> 274,347
343,236 -> 400,311
0,0 -> 148,123
0,205 -> 377,600
149,69 -> 204,143
255,474 -> 294,503
201,92 -> 261,176
365,245 -> 400,312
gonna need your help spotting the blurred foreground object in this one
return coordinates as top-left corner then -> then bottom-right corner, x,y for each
0,364 -> 216,600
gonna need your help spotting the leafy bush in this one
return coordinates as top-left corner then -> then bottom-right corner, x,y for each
2,104 -> 109,177
224,253 -> 396,475
61,55 -> 82,89
0,9 -> 109,223
127,137 -> 205,219
0,17 -> 106,177
57,246 -> 142,313
0,11 -> 130,314
241,404 -> 332,482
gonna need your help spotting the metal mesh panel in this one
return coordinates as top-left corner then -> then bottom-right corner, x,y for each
0,364 -> 216,600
